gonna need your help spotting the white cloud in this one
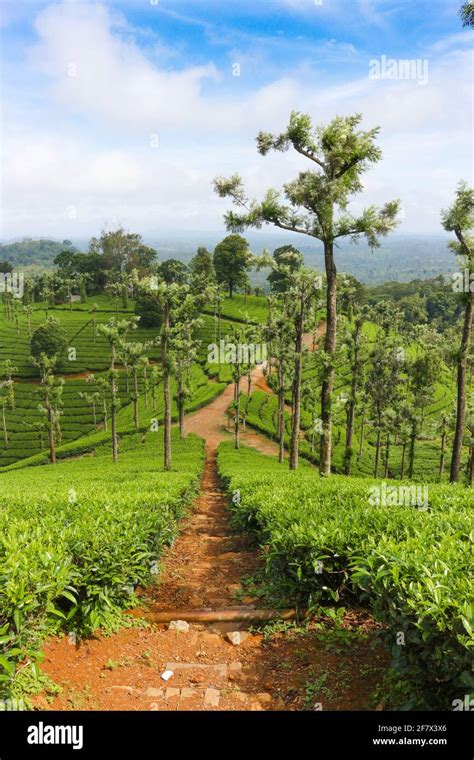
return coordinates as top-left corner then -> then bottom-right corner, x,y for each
29,2 -> 223,132
1,0 -> 472,238
428,30 -> 474,52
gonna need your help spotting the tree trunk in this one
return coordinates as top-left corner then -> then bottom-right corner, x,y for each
178,377 -> 185,439
47,400 -> 56,464
384,432 -> 390,478
450,291 -> 472,482
143,365 -> 148,409
408,419 -> 417,480
162,300 -> 172,470
133,368 -> 139,429
400,441 -> 406,480
92,401 -> 97,431
278,364 -> 285,464
439,430 -> 446,478
344,330 -> 360,475
102,397 -> 108,432
2,407 -> 8,447
290,303 -> 303,470
374,425 -> 381,478
345,319 -> 362,475
111,347 -> 118,463
320,241 -> 337,475
358,410 -> 365,456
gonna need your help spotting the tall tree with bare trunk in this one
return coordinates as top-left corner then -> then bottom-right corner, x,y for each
214,111 -> 399,474
441,182 -> 473,482
98,317 -> 139,462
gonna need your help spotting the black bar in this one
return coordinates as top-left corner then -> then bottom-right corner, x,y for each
0,710 -> 471,758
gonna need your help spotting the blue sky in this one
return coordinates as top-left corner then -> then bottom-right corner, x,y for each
0,0 -> 472,238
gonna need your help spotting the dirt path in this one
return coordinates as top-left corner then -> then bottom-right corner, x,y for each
184,369 -> 281,456
36,442 -> 386,711
32,319 -> 388,712
35,370 -> 290,711
147,450 -> 262,612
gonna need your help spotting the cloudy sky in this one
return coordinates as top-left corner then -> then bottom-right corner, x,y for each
0,0 -> 472,239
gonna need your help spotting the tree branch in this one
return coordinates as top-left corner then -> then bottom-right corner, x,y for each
293,144 -> 325,170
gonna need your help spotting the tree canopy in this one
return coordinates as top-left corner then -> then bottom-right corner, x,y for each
213,234 -> 251,298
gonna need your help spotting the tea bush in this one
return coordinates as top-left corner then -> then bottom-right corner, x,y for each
0,431 -> 204,694
217,443 -> 474,708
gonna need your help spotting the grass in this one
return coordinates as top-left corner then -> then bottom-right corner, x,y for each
202,293 -> 269,324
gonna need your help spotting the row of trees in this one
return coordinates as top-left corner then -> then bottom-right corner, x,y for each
214,111 -> 472,483
10,276 -> 213,469
1,230 -> 257,312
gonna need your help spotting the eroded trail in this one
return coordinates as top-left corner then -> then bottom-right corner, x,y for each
35,378 -> 292,711
148,450 -> 262,612
35,321 -> 386,711
37,445 -> 288,711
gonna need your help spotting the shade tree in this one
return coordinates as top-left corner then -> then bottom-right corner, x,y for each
214,111 -> 400,474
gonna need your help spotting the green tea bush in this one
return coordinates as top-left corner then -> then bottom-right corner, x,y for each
0,431 -> 204,694
217,443 -> 474,708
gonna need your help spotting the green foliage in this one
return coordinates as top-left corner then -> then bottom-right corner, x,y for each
213,234 -> 251,298
217,443 -> 474,709
89,228 -> 157,274
189,247 -> 215,284
268,245 -> 304,293
30,318 -> 67,364
158,259 -> 188,285
133,289 -> 162,328
0,431 -> 204,696
0,239 -> 70,269
460,1 -> 474,27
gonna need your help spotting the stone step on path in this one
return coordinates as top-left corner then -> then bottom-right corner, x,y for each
101,621 -> 279,711
36,447 -> 294,711
105,684 -> 274,711
130,450 -> 299,711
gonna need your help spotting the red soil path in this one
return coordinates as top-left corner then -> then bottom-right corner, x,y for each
33,320 -> 387,711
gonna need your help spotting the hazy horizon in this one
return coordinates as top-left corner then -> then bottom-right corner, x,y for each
0,231 -> 458,285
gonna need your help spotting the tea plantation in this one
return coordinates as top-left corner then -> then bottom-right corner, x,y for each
218,443 -> 474,708
0,431 -> 205,688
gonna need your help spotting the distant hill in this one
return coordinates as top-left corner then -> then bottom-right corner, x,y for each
0,238 -> 74,269
0,233 -> 455,285
142,232 -> 454,286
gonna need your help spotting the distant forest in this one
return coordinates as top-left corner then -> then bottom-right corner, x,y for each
0,234 -> 455,286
